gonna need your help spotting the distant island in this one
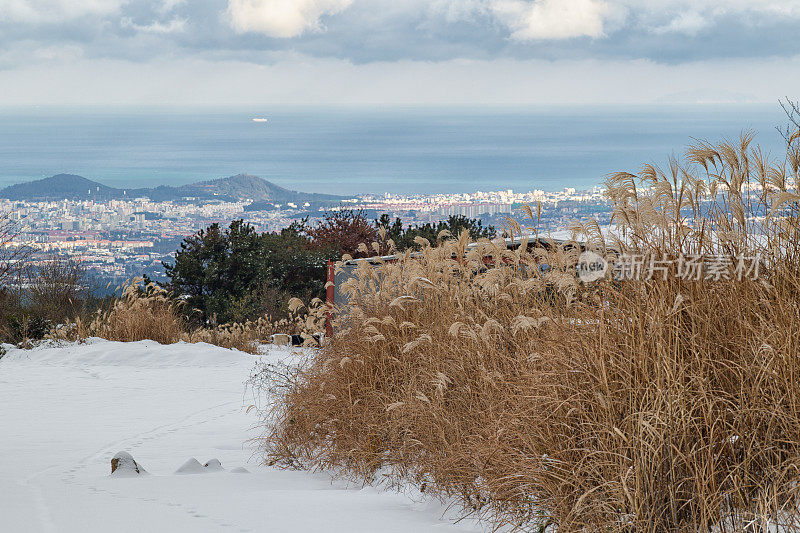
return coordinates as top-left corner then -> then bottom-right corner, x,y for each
0,173 -> 345,205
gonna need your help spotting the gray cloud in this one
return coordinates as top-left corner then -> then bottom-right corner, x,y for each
0,0 -> 799,69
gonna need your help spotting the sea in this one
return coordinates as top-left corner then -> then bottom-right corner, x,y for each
0,105 -> 790,197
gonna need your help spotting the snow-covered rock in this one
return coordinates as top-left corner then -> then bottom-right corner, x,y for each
110,451 -> 147,477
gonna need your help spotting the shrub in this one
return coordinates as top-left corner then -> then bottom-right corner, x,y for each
262,132 -> 800,531
1,308 -> 51,344
87,278 -> 187,345
50,278 -> 324,354
26,257 -> 91,324
306,210 -> 378,257
0,256 -> 94,345
183,303 -> 324,354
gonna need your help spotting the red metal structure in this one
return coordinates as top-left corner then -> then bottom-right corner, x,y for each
325,260 -> 335,337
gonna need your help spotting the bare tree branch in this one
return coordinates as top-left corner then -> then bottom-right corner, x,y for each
0,211 -> 34,291
777,97 -> 800,146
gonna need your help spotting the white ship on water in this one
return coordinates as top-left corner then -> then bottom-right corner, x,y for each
251,117 -> 268,123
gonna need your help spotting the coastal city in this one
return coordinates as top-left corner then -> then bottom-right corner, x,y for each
5,185 -> 610,289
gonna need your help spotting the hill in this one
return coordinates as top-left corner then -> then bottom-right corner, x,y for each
1,174 -> 125,201
0,173 -> 344,204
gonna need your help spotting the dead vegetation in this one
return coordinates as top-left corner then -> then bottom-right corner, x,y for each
261,131 -> 800,531
50,279 -> 327,353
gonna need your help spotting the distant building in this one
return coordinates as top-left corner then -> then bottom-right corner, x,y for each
436,203 -> 513,217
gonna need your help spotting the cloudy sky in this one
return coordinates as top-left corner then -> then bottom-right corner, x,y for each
0,0 -> 798,105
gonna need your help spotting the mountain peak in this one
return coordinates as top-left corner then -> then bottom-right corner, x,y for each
202,173 -> 262,185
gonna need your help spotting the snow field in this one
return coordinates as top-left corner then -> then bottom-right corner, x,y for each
0,339 -> 485,533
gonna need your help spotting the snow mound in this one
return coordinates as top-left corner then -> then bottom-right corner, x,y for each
175,457 -> 206,474
110,451 -> 147,477
230,466 -> 250,474
203,458 -> 224,471
175,457 -> 226,474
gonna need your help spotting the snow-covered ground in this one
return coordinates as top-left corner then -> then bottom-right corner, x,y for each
0,339 -> 485,532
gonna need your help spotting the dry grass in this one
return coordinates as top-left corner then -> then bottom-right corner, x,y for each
49,278 -> 322,353
262,133 -> 800,531
83,278 -> 187,345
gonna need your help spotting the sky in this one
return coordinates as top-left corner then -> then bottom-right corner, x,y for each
0,0 -> 798,105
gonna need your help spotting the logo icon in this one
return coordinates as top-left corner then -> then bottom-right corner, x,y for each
577,251 -> 608,282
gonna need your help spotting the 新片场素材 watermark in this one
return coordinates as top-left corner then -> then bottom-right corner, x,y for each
577,251 -> 762,282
